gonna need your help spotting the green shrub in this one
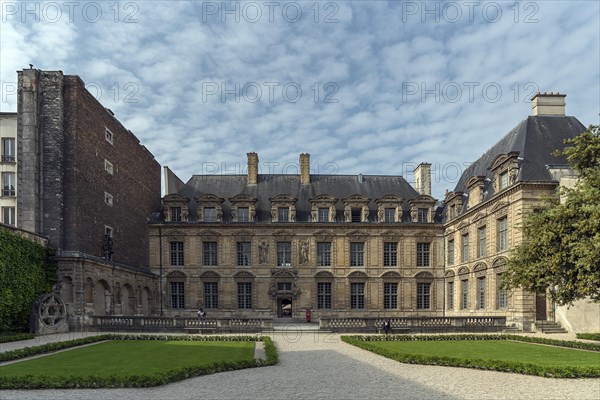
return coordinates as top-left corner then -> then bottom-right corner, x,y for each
576,333 -> 600,341
0,333 -> 34,343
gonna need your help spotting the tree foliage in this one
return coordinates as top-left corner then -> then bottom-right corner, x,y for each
0,229 -> 55,332
503,125 -> 600,305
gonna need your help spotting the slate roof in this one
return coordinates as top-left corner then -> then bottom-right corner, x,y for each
164,174 -> 426,223
452,115 -> 586,198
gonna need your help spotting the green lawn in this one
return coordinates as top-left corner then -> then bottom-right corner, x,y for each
0,340 -> 255,378
360,340 -> 600,367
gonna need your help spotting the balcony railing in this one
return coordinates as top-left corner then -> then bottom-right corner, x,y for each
1,155 -> 15,163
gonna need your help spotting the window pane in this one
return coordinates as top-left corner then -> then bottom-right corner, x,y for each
237,242 -> 251,266
170,242 -> 184,266
384,282 -> 398,309
383,242 -> 397,267
317,282 -> 332,309
278,207 -> 289,222
2,207 -> 15,226
203,242 -> 218,266
237,282 -> 252,309
277,242 -> 292,266
350,282 -> 365,309
318,208 -> 329,222
478,227 -> 487,258
1,138 -> 15,162
171,282 -> 184,309
204,282 -> 218,309
384,208 -> 395,222
417,243 -> 430,267
171,207 -> 181,222
447,281 -> 454,310
1,172 -> 15,196
462,234 -> 469,262
418,208 -> 428,223
461,280 -> 469,309
478,277 -> 486,309
448,240 -> 455,265
317,242 -> 331,266
237,207 -> 249,222
497,217 -> 508,251
417,283 -> 430,309
350,242 -> 364,266
204,207 -> 217,222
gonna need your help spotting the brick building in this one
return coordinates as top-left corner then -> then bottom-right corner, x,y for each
0,112 -> 17,226
16,68 -> 161,323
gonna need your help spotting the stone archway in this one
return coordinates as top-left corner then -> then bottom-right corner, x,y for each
121,284 -> 135,315
93,280 -> 111,316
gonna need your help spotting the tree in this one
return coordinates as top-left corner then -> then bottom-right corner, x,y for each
503,125 -> 600,305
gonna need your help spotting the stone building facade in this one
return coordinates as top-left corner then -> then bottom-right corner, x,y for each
15,68 -> 161,324
149,156 -> 444,319
0,112 -> 17,226
443,93 -> 587,330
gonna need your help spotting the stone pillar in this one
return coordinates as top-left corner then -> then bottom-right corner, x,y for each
300,153 -> 310,184
247,152 -> 258,184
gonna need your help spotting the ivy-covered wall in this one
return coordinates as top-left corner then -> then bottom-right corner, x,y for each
0,228 -> 56,332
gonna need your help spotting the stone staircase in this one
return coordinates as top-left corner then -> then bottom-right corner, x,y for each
501,326 -> 522,334
262,319 -> 329,334
536,320 -> 568,334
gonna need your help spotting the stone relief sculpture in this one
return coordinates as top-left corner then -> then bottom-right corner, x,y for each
259,240 -> 269,264
329,207 -> 336,222
197,207 -> 204,221
410,209 -> 417,222
362,208 -> 369,222
230,208 -> 237,222
290,208 -> 296,222
181,208 -> 189,222
344,209 -> 351,222
250,208 -> 256,222
216,208 -> 223,222
377,208 -> 384,222
299,240 -> 309,264
271,208 -> 277,222
311,209 -> 318,222
509,168 -> 518,184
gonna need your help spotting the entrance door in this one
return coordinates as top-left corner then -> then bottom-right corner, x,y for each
278,298 -> 292,318
535,294 -> 547,320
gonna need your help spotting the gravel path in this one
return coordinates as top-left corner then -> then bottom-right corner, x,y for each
1,331 -> 599,400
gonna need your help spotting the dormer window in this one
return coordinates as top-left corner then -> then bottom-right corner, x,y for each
489,152 -> 520,193
384,208 -> 395,222
229,194 -> 257,223
237,207 -> 249,222
318,208 -> 329,222
499,171 -> 509,190
278,207 -> 289,222
418,208 -> 428,223
270,194 -> 297,222
351,208 -> 362,222
204,207 -> 217,222
170,207 -> 182,222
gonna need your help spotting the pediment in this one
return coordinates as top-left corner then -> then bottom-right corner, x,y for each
376,194 -> 403,204
492,257 -> 507,268
473,262 -> 488,273
381,271 -> 401,280
472,212 -> 487,223
271,269 -> 298,279
231,230 -> 254,237
200,271 -> 221,280
165,229 -> 187,237
343,194 -> 370,204
195,194 -> 225,204
270,194 -> 297,203
458,267 -> 470,275
347,230 -> 369,237
229,194 -> 257,204
414,271 -> 434,280
466,176 -> 485,190
445,270 -> 455,278
198,230 -> 221,237
166,270 -> 187,279
490,201 -> 509,213
347,271 -> 368,280
489,151 -> 520,172
314,229 -> 335,237
314,271 -> 334,279
410,194 -> 436,203
456,221 -> 469,230
233,271 -> 255,279
311,194 -> 337,203
273,230 -> 295,237
162,193 -> 189,204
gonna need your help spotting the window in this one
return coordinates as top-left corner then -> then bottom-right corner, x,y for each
461,279 -> 469,309
350,282 -> 365,309
447,239 -> 455,265
418,208 -> 428,223
170,241 -> 184,266
1,138 -> 15,162
204,282 -> 218,309
203,242 -> 218,266
237,207 -> 249,222
317,282 -> 332,309
317,242 -> 331,266
105,127 -> 114,144
170,282 -> 184,309
383,282 -> 398,309
278,207 -> 289,222
1,172 -> 15,196
499,171 -> 509,190
416,242 -> 430,267
384,208 -> 395,222
237,242 -> 251,266
104,225 -> 113,238
170,207 -> 182,222
497,274 -> 507,309
477,226 -> 487,258
477,277 -> 486,309
447,281 -> 454,310
104,159 -> 114,175
383,242 -> 397,267
204,207 -> 217,222
1,206 -> 15,226
277,241 -> 292,266
237,282 -> 252,309
461,233 -> 469,262
497,217 -> 508,251
277,282 -> 292,291
351,207 -> 361,222
350,242 -> 364,266
318,207 -> 329,222
417,283 -> 431,309
104,192 -> 113,206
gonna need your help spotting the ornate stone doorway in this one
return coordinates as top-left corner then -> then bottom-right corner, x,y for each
278,297 -> 293,318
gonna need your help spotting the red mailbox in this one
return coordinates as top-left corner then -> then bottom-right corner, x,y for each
305,307 -> 312,323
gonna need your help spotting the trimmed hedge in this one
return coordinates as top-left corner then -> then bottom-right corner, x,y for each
341,334 -> 600,378
0,333 -> 35,344
0,334 -> 278,389
576,333 -> 600,341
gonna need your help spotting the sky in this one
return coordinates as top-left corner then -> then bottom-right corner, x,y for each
1,0 -> 599,198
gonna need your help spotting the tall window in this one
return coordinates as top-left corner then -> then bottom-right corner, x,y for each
477,226 -> 487,258
1,172 -> 15,196
318,207 -> 329,222
1,138 -> 15,162
447,281 -> 454,310
383,282 -> 398,309
204,282 -> 218,309
350,282 -> 365,309
277,241 -> 292,266
170,207 -> 182,222
351,208 -> 362,222
416,242 -> 430,267
204,207 -> 217,222
237,282 -> 252,309
417,208 -> 428,223
170,241 -> 184,266
461,279 -> 469,309
237,242 -> 251,266
350,242 -> 364,266
497,274 -> 507,309
499,171 -> 509,190
497,217 -> 508,251
170,282 -> 184,309
384,208 -> 395,222
317,282 -> 332,309
447,239 -> 455,265
461,233 -> 469,262
278,207 -> 289,222
477,277 -> 486,309
317,242 -> 331,266
203,242 -> 218,266
416,283 -> 431,309
105,127 -> 114,144
383,242 -> 397,267
237,207 -> 249,222
104,192 -> 113,206
1,207 -> 15,226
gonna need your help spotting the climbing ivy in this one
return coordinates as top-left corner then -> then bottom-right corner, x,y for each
0,229 -> 56,332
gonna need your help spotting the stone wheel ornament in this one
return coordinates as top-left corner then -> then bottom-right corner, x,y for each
38,293 -> 67,328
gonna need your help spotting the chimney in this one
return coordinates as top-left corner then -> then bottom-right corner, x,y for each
247,152 -> 258,185
300,153 -> 310,185
413,163 -> 431,196
531,92 -> 566,116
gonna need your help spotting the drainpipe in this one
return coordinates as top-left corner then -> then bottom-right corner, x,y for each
159,225 -> 163,316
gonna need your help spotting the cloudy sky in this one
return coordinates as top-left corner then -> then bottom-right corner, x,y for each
1,0 -> 598,198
